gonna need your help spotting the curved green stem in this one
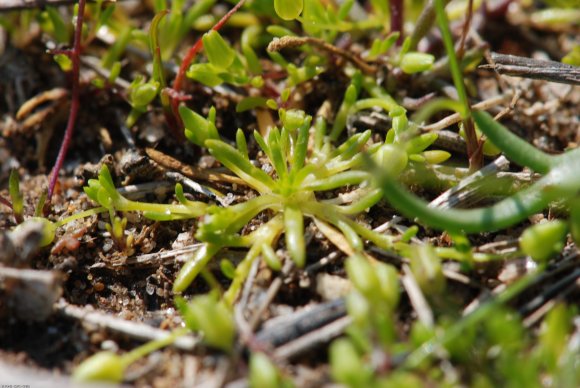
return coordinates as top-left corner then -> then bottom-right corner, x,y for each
337,188 -> 383,215
412,97 -> 463,125
119,199 -> 207,218
173,243 -> 222,293
122,328 -> 189,367
303,171 -> 371,191
352,98 -> 400,116
473,111 -> 554,174
376,165 -> 566,234
54,206 -> 108,227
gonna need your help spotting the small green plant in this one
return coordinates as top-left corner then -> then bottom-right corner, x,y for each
72,328 -> 187,383
176,107 -> 398,302
330,254 -> 399,387
176,292 -> 235,352
83,165 -> 207,221
125,76 -> 160,127
249,352 -> 292,388
9,169 -> 24,224
5,170 -> 106,248
520,220 -> 568,261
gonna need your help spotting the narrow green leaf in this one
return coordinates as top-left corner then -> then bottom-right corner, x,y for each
180,105 -> 211,146
303,171 -> 369,191
206,139 -> 275,193
284,205 -> 305,267
267,128 -> 287,180
202,30 -> 236,70
149,10 -> 169,88
173,243 -> 221,292
236,129 -> 249,159
292,117 -> 311,172
9,169 -> 23,220
236,97 -> 268,112
186,63 -> 224,87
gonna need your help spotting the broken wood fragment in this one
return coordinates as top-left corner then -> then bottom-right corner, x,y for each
480,52 -> 580,85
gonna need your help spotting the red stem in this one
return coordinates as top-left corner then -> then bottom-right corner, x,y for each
0,195 -> 13,210
172,0 -> 246,93
389,0 -> 404,45
47,0 -> 86,201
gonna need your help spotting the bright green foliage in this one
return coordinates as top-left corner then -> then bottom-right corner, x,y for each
9,169 -> 24,223
366,32 -> 400,60
180,105 -> 220,146
520,220 -> 568,261
562,45 -> 580,66
176,293 -> 235,352
329,338 -> 373,387
126,76 -> 160,127
24,0 -> 577,385
274,0 -> 303,21
187,29 -> 258,88
203,30 -> 236,69
83,165 -> 206,252
84,165 -> 207,221
73,327 -> 188,383
399,52 -> 435,74
72,352 -> 125,383
174,106 -> 397,299
374,110 -> 580,234
154,0 -> 216,59
249,352 -> 292,388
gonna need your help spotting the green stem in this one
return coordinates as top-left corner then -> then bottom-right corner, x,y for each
375,165 -> 556,234
352,98 -> 400,116
173,243 -> 221,293
337,188 -> 383,215
223,216 -> 284,305
121,327 -> 189,367
434,0 -> 469,119
435,0 -> 481,169
118,199 -> 206,218
54,206 -> 108,227
473,111 -> 554,174
411,97 -> 463,125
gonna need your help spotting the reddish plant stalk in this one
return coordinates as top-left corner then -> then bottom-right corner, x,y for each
47,0 -> 86,201
172,0 -> 247,93
456,0 -> 474,60
0,195 -> 13,210
167,0 -> 246,133
389,0 -> 404,45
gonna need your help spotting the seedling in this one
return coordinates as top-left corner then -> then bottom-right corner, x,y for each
176,292 -> 235,352
72,328 -> 187,383
176,107 -> 396,302
9,169 -> 24,224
